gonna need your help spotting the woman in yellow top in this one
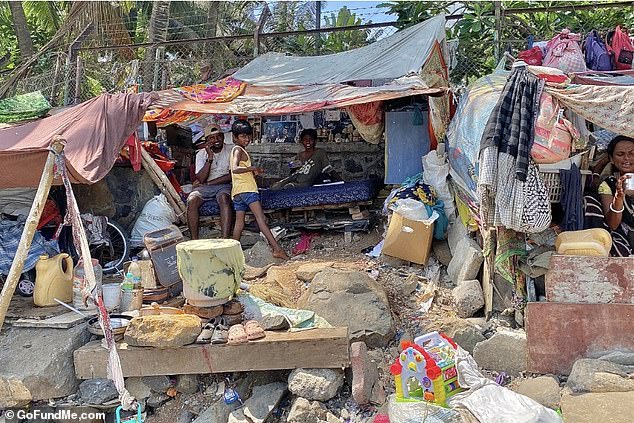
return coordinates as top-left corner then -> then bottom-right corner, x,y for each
230,120 -> 288,259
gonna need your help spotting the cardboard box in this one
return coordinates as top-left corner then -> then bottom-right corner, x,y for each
382,212 -> 434,265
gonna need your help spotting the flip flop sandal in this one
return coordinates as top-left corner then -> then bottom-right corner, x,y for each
196,322 -> 215,344
223,300 -> 244,316
211,324 -> 229,344
244,320 -> 266,341
227,324 -> 248,345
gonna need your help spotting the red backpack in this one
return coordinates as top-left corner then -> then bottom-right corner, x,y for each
609,26 -> 634,70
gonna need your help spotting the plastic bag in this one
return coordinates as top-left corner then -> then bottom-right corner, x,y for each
130,194 -> 177,247
543,29 -> 587,73
387,394 -> 462,423
532,93 -> 579,164
390,198 -> 429,221
422,150 -> 456,222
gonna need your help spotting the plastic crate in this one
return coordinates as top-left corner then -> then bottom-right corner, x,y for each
539,169 -> 591,203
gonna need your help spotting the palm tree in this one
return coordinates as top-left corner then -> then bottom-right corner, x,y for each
7,1 -> 33,61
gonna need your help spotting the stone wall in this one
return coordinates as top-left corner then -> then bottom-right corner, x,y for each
247,142 -> 385,185
74,167 -> 158,233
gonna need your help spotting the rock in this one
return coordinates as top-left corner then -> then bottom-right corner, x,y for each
0,325 -> 90,403
192,401 -> 233,423
176,410 -> 194,423
567,359 -> 634,393
326,412 -> 343,423
147,392 -> 170,408
432,239 -> 452,267
79,378 -> 118,404
288,368 -> 344,401
259,314 -> 290,331
560,392 -> 634,423
370,381 -> 387,406
473,328 -> 527,375
514,376 -> 561,409
124,314 -> 201,348
444,319 -> 486,354
401,274 -> 419,296
125,377 -> 151,400
447,238 -> 483,284
175,374 -> 199,394
296,262 -> 334,282
228,382 -> 286,423
597,351 -> 634,366
287,397 -> 328,423
447,221 -> 469,255
0,379 -> 31,408
299,269 -> 394,347
379,255 -> 409,267
142,375 -> 173,393
351,342 -> 379,406
452,279 -> 484,318
265,266 -> 299,292
245,240 -> 283,268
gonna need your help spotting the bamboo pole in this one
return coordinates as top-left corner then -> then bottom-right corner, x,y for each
0,138 -> 65,330
140,146 -> 186,223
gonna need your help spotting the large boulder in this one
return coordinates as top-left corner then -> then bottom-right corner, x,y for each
514,376 -> 561,409
443,319 -> 486,354
567,359 -> 634,393
298,268 -> 394,347
473,328 -> 527,375
79,379 -> 118,404
452,279 -> 484,318
288,368 -> 344,401
0,325 -> 90,405
447,238 -> 483,284
295,262 -> 334,282
560,392 -> 634,423
124,314 -> 201,348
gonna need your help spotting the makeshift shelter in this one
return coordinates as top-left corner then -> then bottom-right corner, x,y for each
0,92 -> 157,188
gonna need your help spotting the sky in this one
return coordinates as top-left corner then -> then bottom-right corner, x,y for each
320,1 -> 394,24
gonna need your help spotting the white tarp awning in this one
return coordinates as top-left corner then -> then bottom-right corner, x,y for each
233,15 -> 446,86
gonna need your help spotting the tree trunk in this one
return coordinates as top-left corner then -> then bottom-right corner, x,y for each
8,1 -> 34,61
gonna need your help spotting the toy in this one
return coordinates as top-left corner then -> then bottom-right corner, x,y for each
389,331 -> 463,407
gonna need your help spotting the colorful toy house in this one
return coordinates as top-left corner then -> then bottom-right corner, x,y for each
389,331 -> 463,407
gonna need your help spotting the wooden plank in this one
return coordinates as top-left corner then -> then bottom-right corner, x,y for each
12,311 -> 89,329
74,327 -> 350,379
545,255 -> 634,304
526,303 -> 634,375
291,201 -> 372,212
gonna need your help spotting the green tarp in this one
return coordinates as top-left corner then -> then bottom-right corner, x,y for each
0,91 -> 51,124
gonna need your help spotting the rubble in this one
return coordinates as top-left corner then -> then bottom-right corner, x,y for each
259,314 -> 290,331
447,237 -> 483,284
473,328 -> 528,375
447,221 -> 469,255
567,358 -> 634,393
400,274 -> 419,296
175,374 -> 200,394
443,319 -> 486,354
125,377 -> 152,400
142,376 -> 174,393
514,376 -> 561,409
147,392 -> 170,408
299,268 -> 394,347
228,382 -> 286,423
288,368 -> 344,401
431,239 -> 452,266
245,240 -> 284,268
192,399 -> 233,423
351,341 -> 379,406
124,315 -> 202,348
79,378 -> 118,404
0,379 -> 31,408
452,279 -> 485,318
287,397 -> 328,423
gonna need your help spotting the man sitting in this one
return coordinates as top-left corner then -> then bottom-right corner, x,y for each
271,128 -> 340,190
187,125 -> 232,239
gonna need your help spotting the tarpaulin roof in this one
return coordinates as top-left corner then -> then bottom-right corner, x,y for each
232,15 -> 446,86
150,76 -> 445,119
0,92 -> 156,188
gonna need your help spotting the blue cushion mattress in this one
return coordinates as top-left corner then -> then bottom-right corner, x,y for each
199,179 -> 381,216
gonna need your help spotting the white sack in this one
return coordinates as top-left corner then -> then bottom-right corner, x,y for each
130,194 -> 177,247
423,149 -> 456,223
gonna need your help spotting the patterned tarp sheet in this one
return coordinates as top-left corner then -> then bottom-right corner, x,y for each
199,179 -> 381,216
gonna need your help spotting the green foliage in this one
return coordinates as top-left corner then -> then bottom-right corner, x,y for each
322,6 -> 370,53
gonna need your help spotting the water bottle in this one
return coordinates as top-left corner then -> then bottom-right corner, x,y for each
128,257 -> 142,289
121,273 -> 134,292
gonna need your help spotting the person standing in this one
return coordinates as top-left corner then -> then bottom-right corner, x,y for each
187,125 -> 233,239
229,120 -> 288,259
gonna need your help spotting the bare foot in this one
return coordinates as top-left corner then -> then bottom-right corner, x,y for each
272,249 -> 289,260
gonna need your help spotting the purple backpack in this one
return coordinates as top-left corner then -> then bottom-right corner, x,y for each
585,30 -> 614,71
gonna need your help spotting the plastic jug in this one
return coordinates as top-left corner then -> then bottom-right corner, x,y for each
555,228 -> 612,256
34,253 -> 74,307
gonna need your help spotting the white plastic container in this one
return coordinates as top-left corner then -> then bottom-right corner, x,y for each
102,283 -> 121,310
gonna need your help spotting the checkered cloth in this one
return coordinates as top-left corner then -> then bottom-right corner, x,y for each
0,218 -> 59,274
480,67 -> 543,182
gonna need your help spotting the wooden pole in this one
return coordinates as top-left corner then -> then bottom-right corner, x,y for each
482,228 -> 496,320
0,138 -> 65,330
140,147 -> 186,223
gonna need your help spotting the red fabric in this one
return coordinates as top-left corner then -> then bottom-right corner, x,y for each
347,101 -> 383,125
37,199 -> 62,230
126,134 -> 142,172
518,46 -> 544,65
292,232 -> 318,255
0,92 -> 156,188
